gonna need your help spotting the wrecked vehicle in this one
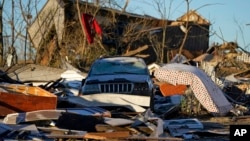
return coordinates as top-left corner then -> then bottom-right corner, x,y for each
76,56 -> 154,112
80,56 -> 154,96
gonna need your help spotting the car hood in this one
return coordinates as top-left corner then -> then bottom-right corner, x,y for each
86,74 -> 151,82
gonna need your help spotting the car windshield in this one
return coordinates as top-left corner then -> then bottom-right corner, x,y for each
89,59 -> 148,75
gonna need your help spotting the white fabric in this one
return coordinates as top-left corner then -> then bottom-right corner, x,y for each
154,63 -> 233,116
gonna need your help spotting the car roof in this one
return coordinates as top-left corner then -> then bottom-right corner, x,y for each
96,56 -> 145,63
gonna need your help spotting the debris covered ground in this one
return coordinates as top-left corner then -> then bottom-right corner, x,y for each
0,42 -> 250,140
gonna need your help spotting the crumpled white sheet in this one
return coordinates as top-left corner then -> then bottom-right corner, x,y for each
154,63 -> 233,116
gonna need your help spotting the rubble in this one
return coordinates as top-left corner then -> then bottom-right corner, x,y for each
0,42 -> 250,140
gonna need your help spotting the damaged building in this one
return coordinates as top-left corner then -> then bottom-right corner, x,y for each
1,0 -> 250,140
28,0 -> 210,69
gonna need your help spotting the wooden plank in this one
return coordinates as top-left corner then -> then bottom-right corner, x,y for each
83,131 -> 130,140
38,126 -> 87,138
45,131 -> 130,140
0,92 -> 57,116
44,134 -> 86,138
61,107 -> 111,117
43,131 -> 183,140
104,117 -> 134,126
127,136 -> 183,141
0,84 -> 57,116
123,45 -> 148,57
95,124 -> 131,132
4,108 -> 111,124
38,126 -> 86,134
3,110 -> 65,124
135,126 -> 153,135
1,84 -> 55,96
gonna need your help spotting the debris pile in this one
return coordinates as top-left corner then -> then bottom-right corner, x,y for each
0,42 -> 250,140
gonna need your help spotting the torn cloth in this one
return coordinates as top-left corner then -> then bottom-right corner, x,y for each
81,13 -> 102,44
154,63 -> 233,116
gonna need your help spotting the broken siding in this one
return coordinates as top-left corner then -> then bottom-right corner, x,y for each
182,23 -> 209,51
28,0 -> 65,49
152,23 -> 209,52
173,10 -> 210,52
53,0 -> 65,44
177,10 -> 210,25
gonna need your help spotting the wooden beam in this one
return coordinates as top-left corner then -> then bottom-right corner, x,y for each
123,45 -> 148,56
83,131 -> 130,140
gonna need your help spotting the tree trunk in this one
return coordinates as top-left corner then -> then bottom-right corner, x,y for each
11,0 -> 14,47
0,0 -> 4,66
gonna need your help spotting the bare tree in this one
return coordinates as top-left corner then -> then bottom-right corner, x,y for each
177,0 -> 191,61
0,0 -> 4,66
11,0 -> 14,46
61,0 -> 153,68
149,0 -> 175,63
19,0 -> 32,63
0,0 -> 43,66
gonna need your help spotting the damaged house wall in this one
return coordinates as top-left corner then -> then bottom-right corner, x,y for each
150,22 -> 210,62
176,10 -> 210,54
164,10 -> 210,61
28,0 -> 210,69
28,0 -> 65,50
28,0 -> 65,67
28,0 -> 167,67
61,1 -> 166,65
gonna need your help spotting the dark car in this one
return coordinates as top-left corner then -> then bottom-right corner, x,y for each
80,56 -> 154,96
